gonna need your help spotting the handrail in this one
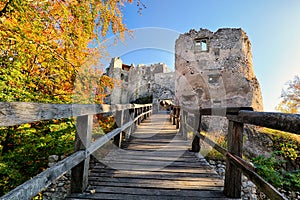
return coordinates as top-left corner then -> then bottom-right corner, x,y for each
234,110 -> 300,134
0,102 -> 152,200
176,106 -> 294,200
0,102 -> 152,127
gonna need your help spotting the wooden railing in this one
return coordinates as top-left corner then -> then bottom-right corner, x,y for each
177,106 -> 300,200
0,102 -> 152,200
170,105 -> 180,129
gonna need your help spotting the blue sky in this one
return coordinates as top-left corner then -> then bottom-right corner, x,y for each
105,0 -> 300,111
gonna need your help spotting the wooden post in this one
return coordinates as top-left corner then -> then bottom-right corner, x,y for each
134,108 -> 138,131
170,105 -> 173,122
143,106 -> 146,120
224,120 -> 244,198
191,111 -> 201,152
127,108 -> 134,139
176,107 -> 180,129
147,106 -> 150,117
172,107 -> 176,125
123,109 -> 130,140
71,115 -> 92,193
114,110 -> 124,148
179,110 -> 187,139
139,107 -> 142,124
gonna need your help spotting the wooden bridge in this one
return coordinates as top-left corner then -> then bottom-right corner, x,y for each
0,102 -> 299,200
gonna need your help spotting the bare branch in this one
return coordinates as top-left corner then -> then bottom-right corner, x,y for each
0,0 -> 12,17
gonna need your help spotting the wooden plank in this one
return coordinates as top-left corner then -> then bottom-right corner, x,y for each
224,120 -> 243,198
88,176 -> 224,185
98,154 -> 200,162
97,159 -> 210,168
90,166 -> 215,174
87,180 -> 223,190
76,186 -> 226,198
88,170 -> 220,179
90,162 -> 212,171
1,151 -> 85,200
239,110 -> 300,134
98,149 -> 196,158
67,191 -> 227,200
89,171 -> 220,180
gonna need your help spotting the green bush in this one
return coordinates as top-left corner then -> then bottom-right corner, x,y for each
252,155 -> 300,191
0,119 -> 75,196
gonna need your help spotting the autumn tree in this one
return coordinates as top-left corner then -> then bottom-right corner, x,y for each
0,0 -> 135,103
0,0 -> 141,195
276,75 -> 300,113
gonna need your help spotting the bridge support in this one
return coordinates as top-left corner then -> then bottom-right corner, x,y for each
114,110 -> 124,148
224,120 -> 243,198
71,115 -> 93,193
126,108 -> 135,139
191,110 -> 201,152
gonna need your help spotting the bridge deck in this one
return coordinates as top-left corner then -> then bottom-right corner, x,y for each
67,113 -> 227,199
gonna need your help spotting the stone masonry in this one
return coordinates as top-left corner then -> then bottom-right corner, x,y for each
106,57 -> 175,112
175,28 -> 263,111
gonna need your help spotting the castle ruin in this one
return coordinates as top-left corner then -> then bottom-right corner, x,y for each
106,28 -> 263,116
106,57 -> 175,112
175,28 -> 263,111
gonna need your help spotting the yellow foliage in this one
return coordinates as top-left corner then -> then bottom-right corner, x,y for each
0,0 -> 134,103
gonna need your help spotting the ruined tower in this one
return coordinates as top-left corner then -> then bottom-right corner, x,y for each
106,57 -> 175,112
175,28 -> 263,111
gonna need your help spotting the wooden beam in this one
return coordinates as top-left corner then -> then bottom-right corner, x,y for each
239,110 -> 300,135
200,107 -> 253,116
1,151 -> 85,200
0,102 -> 135,127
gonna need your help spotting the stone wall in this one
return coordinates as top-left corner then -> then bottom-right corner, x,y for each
106,57 -> 175,112
175,28 -> 263,111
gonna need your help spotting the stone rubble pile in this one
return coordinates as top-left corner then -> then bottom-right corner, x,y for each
42,155 -> 71,200
208,159 -> 258,200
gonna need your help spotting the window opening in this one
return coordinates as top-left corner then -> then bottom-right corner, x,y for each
195,39 -> 208,51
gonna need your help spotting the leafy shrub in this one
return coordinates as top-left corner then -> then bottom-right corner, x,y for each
0,119 -> 75,196
252,155 -> 300,191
